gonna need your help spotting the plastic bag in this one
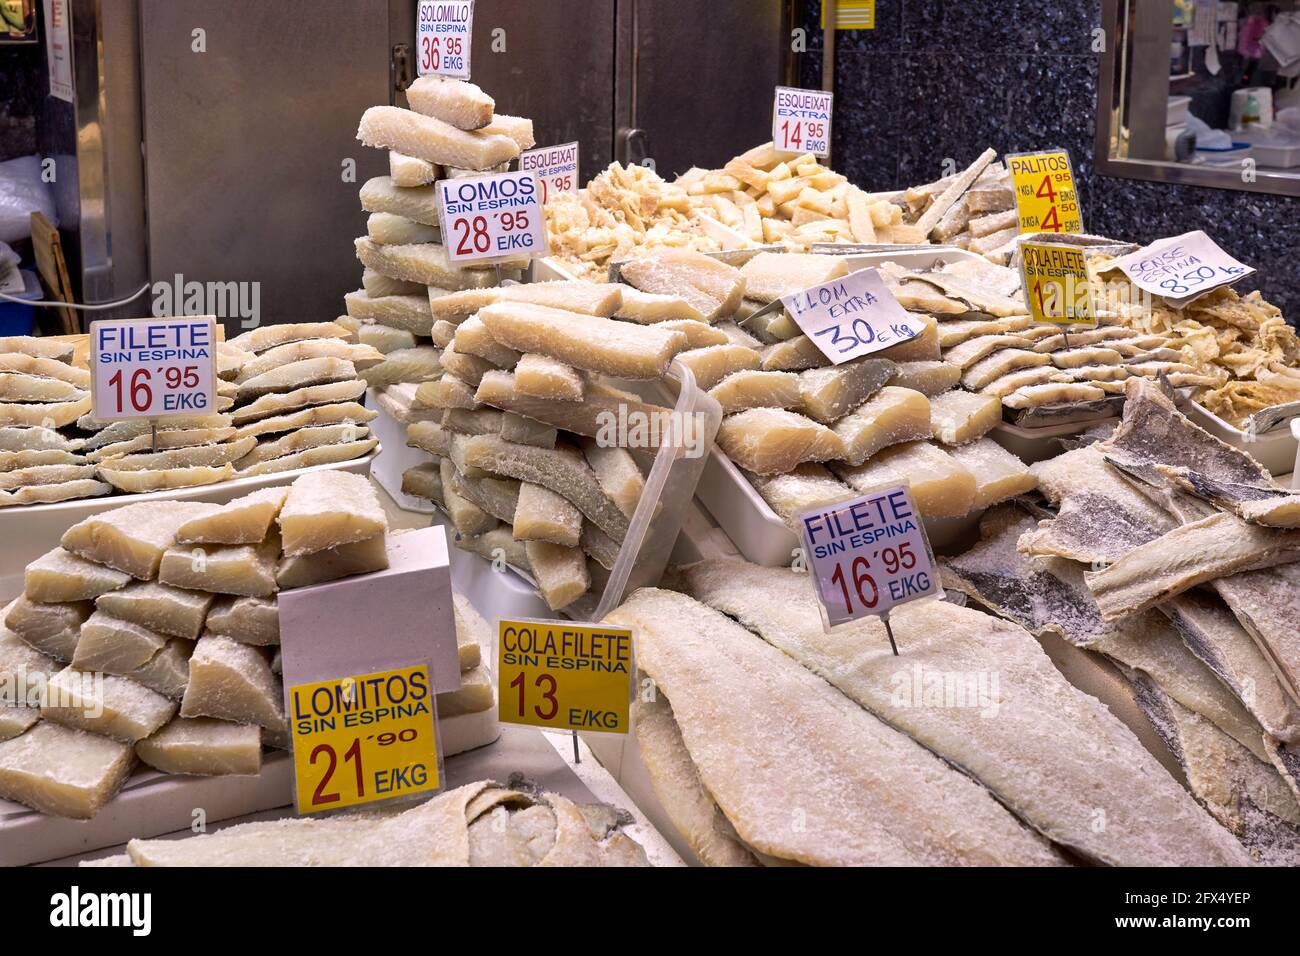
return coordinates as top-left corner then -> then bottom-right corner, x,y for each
0,155 -> 57,244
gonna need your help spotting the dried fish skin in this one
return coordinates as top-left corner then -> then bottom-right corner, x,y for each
718,408 -> 846,475
135,716 -> 262,777
683,559 -> 1251,867
947,438 -> 1036,509
95,581 -> 213,640
44,666 -> 177,743
62,501 -> 218,579
830,386 -> 933,467
0,425 -> 83,452
236,339 -> 385,384
276,535 -> 390,589
229,381 -> 368,425
205,595 -> 278,646
440,459 -> 497,535
357,105 -> 519,169
607,587 -> 1065,866
833,441 -> 976,518
1085,513 -> 1300,621
0,352 -> 90,387
0,373 -> 85,403
428,281 -> 623,320
513,482 -> 583,548
738,252 -> 848,303
1157,467 -> 1300,529
458,434 -> 629,542
5,596 -> 91,661
524,540 -> 590,610
158,537 -> 280,598
617,247 -> 745,322
928,389 -> 1000,445
746,464 -> 854,530
236,439 -> 376,476
279,470 -> 387,557
477,301 -> 687,380
24,547 -> 131,603
887,360 -> 961,396
0,722 -> 134,819
181,634 -> 286,733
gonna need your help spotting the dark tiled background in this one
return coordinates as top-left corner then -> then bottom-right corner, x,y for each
801,0 -> 1300,318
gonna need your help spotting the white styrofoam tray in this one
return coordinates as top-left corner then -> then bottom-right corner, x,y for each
0,450 -> 378,604
367,391 -> 437,514
1186,400 -> 1298,477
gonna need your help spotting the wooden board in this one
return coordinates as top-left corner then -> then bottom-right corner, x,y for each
29,212 -> 77,335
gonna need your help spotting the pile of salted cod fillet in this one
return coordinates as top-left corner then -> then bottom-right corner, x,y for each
942,376 -> 1300,865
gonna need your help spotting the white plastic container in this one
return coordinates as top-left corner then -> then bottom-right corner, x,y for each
367,390 -> 437,515
1186,400 -> 1298,476
989,417 -> 1117,465
0,449 -> 378,602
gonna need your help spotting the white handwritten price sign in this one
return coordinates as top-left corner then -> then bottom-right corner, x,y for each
437,170 -> 548,263
89,316 -> 217,421
520,142 -> 579,203
1105,230 -> 1254,307
417,0 -> 473,79
798,484 -> 940,634
772,86 -> 833,157
782,268 -> 925,365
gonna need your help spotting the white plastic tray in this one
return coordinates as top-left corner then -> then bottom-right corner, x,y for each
368,391 -> 437,514
1186,400 -> 1298,476
0,449 -> 378,603
989,417 -> 1117,466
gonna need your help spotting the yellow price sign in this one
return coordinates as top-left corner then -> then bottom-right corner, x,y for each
497,619 -> 632,734
1019,241 -> 1096,327
288,664 -> 440,813
1007,149 -> 1083,235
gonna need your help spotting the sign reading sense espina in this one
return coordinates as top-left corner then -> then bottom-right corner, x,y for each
496,619 -> 632,734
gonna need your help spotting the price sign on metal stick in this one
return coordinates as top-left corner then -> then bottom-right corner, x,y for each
1007,148 -> 1083,235
438,170 -> 547,263
520,142 -> 579,203
772,86 -> 833,157
89,316 -> 217,426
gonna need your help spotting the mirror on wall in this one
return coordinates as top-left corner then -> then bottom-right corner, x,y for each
1097,0 -> 1300,195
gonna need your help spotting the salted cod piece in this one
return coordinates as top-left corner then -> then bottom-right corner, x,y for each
947,438 -> 1036,508
457,434 -> 629,542
235,340 -> 384,383
1213,563 -> 1300,710
181,634 -> 286,733
171,488 -> 289,548
278,470 -> 387,556
358,105 -> 519,169
633,690 -> 759,866
72,611 -> 168,672
0,397 -> 92,427
581,442 -> 645,521
943,333 -> 1033,370
44,666 -> 177,743
227,322 -> 352,354
738,252 -> 848,303
1155,467 -> 1300,529
0,722 -> 134,819
126,639 -> 194,699
367,211 -> 440,245
746,464 -> 854,530
616,288 -> 711,324
0,336 -> 74,362
477,301 -> 686,380
238,424 -> 372,468
0,601 -> 59,680
515,354 -> 584,402
1164,591 -> 1300,744
524,541 -> 591,611
236,357 -> 357,403
0,425 -> 84,452
158,536 -> 279,598
617,247 -> 745,322
1003,382 -> 1107,409
388,150 -> 439,187
402,462 -> 444,505
232,382 -> 365,425
0,373 -> 85,403
830,386 -> 933,467
442,407 -> 502,436
429,281 -> 622,319
344,290 -> 435,334
62,501 -> 218,579
0,353 -> 89,386
795,359 -> 895,424
0,461 -> 95,489
95,437 -> 256,471
134,716 -> 261,776
457,523 -> 531,572
355,237 -> 496,292
453,594 -> 488,671
406,420 -> 451,457
95,581 -> 213,640
205,595 -> 278,646
276,535 -> 390,589
359,176 -> 441,226
607,588 -> 1065,866
85,426 -> 236,461
235,439 -> 377,477
500,413 -> 559,449
513,482 -> 583,547
832,441 -> 976,518
887,360 -> 961,395
0,448 -> 82,470
5,596 -> 91,660
684,559 -> 1252,867
962,349 -> 1052,391
718,408 -> 845,475
928,389 -> 1001,444
937,316 -> 1033,349
0,479 -> 112,507
0,703 -> 39,741
440,459 -> 496,535
709,369 -> 800,414
24,547 -> 131,602
97,463 -> 234,494
453,315 -> 522,368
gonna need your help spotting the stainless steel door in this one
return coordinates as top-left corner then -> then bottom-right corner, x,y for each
139,0 -> 394,333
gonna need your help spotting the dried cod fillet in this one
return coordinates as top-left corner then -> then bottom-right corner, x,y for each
738,252 -> 849,303
0,397 -> 91,428
44,666 -> 177,743
453,594 -> 488,671
236,339 -> 384,383
126,638 -> 193,699
1156,467 -> 1300,529
581,441 -> 645,521
615,288 -> 710,324
406,419 -> 451,456
354,237 -> 497,291
24,547 -> 131,602
0,602 -> 59,677
402,462 -> 444,505
834,441 -> 976,518
83,414 -> 232,450
451,471 -> 521,524
523,541 -> 590,610
0,448 -> 82,470
388,150 -> 439,188
0,703 -> 39,742
830,386 -> 933,467
359,176 -> 441,225
276,535 -> 390,589
618,247 -> 745,322
239,424 -> 372,468
72,611 -> 168,672
928,389 -> 1000,444
961,349 -> 1051,391
607,588 -> 1064,866
937,315 -> 1033,349
0,425 -> 83,452
0,352 -> 90,387
181,634 -> 286,733
709,369 -> 800,414
477,301 -> 687,380
236,357 -> 357,403
655,321 -> 729,349
358,105 -> 519,169
414,375 -> 478,411
947,438 -> 1035,509
159,537 -> 280,597
344,290 -> 435,334
233,403 -> 375,441
513,482 -> 583,547
5,596 -> 91,660
0,479 -> 111,507
0,722 -> 133,819
1212,564 -> 1300,708
718,408 -> 845,475
435,663 -> 494,717
230,380 -> 369,425
760,335 -> 827,372
633,690 -> 759,866
796,359 -> 895,425
884,361 -> 959,397
481,114 -> 535,150
1085,513 -> 1300,621
943,334 -> 1031,371
97,463 -> 234,493
454,315 -> 522,368
1051,346 -> 1123,369
676,344 -> 761,391
977,365 -> 1061,399
205,595 -> 278,646
363,269 -> 426,300
1002,382 -> 1106,409
135,716 -> 261,776
906,270 -> 1024,318
367,211 -> 440,245
442,407 -> 503,436
96,437 -> 256,471
236,438 -> 376,476
458,434 -> 629,542
747,464 -> 854,530
227,322 -> 351,354
428,281 -> 623,319
62,501 -> 219,579
0,373 -> 84,403
684,559 -> 1251,867
0,462 -> 94,489
515,354 -> 584,402
440,459 -> 496,535
279,470 -> 387,556
86,430 -> 238,463
1163,592 -> 1300,744
458,523 -> 531,571
0,336 -> 74,362
474,371 -> 676,449
96,580 -> 213,641
438,344 -> 495,387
